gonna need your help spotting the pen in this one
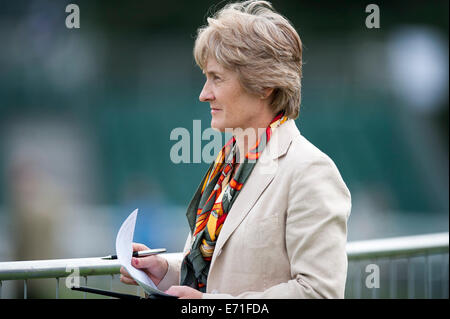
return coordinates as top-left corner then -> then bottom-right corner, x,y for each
101,248 -> 167,260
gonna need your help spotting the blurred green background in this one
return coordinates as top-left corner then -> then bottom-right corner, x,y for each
0,0 -> 448,294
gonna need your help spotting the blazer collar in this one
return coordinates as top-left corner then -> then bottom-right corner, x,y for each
267,119 -> 300,160
209,119 -> 299,270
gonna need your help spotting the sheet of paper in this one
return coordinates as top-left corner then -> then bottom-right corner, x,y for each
115,209 -> 173,297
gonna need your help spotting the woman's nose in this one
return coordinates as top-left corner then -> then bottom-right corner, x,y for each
199,82 -> 214,102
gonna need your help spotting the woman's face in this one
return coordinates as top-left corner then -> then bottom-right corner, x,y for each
199,56 -> 264,132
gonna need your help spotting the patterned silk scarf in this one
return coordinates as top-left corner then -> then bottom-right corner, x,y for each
180,112 -> 288,292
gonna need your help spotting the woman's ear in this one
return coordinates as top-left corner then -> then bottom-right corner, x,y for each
261,88 -> 274,100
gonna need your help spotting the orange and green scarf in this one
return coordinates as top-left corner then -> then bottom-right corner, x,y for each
180,112 -> 288,292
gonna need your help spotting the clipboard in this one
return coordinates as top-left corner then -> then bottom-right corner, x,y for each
71,286 -> 178,299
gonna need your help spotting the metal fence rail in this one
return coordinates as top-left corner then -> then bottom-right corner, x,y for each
0,253 -> 181,299
0,233 -> 448,299
0,257 -> 121,281
347,232 -> 449,260
346,232 -> 448,299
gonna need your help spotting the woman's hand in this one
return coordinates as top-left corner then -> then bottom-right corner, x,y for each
165,286 -> 203,299
120,242 -> 168,286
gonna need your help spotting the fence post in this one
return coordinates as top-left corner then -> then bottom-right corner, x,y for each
24,280 -> 27,299
56,278 -> 59,299
407,257 -> 415,299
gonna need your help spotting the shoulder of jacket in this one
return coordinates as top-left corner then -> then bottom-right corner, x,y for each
285,134 -> 351,202
284,133 -> 335,170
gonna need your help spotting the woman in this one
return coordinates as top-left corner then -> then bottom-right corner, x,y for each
120,0 -> 351,299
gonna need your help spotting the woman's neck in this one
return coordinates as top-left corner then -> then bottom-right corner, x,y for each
232,111 -> 275,163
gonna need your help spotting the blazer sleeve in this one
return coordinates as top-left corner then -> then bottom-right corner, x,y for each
203,155 -> 352,299
156,233 -> 191,291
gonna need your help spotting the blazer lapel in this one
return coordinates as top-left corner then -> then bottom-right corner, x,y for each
213,163 -> 276,256
209,120 -> 297,270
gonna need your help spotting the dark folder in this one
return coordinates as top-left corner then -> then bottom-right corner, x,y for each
71,286 -> 178,299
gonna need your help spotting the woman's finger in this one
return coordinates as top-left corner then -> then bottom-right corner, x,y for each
120,274 -> 137,285
119,266 -> 130,277
132,242 -> 150,251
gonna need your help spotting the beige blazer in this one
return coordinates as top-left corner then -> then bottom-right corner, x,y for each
158,119 -> 351,298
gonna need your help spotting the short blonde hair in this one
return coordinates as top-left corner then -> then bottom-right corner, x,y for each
194,0 -> 303,119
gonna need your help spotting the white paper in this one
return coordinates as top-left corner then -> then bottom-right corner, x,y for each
115,209 -> 172,297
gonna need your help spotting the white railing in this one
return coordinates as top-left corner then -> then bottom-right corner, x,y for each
0,233 -> 448,298
346,232 -> 448,299
347,232 -> 448,260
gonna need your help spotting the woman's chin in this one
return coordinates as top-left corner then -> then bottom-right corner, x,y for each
211,120 -> 226,132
